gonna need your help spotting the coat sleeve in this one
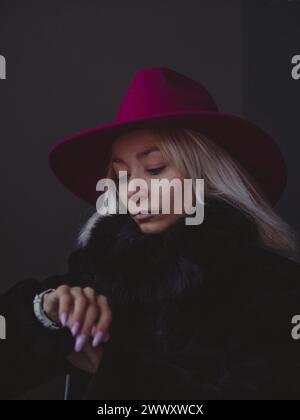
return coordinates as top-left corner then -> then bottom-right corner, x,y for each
0,248 -> 89,400
90,272 -> 300,400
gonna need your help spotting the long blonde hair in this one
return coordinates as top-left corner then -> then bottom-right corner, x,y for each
102,127 -> 299,260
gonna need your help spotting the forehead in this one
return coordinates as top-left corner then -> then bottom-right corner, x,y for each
111,128 -> 161,156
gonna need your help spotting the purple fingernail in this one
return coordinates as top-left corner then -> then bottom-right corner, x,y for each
92,331 -> 104,348
74,334 -> 88,352
71,321 -> 81,337
59,312 -> 68,327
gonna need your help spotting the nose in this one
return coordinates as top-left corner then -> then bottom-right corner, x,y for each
127,177 -> 148,201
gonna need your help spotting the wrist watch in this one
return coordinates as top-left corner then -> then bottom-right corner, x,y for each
33,289 -> 62,330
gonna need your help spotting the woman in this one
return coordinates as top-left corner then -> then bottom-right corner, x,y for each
1,67 -> 300,400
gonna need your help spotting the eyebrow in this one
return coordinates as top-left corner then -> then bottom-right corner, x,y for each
112,147 -> 161,163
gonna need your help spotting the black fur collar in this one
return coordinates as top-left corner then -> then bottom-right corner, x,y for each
80,198 -> 260,306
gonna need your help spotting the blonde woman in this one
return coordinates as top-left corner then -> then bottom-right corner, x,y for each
1,67 -> 300,400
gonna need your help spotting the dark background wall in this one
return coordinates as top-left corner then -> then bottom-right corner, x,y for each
0,0 -> 299,399
0,0 -> 242,296
242,0 -> 300,233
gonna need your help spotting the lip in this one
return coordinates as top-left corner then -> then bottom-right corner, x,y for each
132,212 -> 154,221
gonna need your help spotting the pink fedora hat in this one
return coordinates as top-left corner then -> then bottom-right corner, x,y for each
48,66 -> 286,207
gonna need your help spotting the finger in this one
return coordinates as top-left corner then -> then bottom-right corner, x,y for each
92,295 -> 113,348
91,325 -> 108,339
78,287 -> 98,338
42,290 -> 60,323
79,301 -> 99,337
82,287 -> 97,304
74,288 -> 100,352
74,303 -> 100,352
53,285 -> 72,326
68,288 -> 88,336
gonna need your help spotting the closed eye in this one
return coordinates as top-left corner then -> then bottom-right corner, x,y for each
146,166 -> 166,175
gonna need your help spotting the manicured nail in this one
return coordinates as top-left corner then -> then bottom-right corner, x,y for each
92,331 -> 104,348
74,334 -> 88,352
71,321 -> 81,337
59,312 -> 68,327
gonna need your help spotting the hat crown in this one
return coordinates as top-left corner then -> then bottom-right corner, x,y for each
49,66 -> 286,207
116,67 -> 219,122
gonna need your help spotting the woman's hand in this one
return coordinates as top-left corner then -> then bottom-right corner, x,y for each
66,339 -> 105,374
43,285 -> 112,353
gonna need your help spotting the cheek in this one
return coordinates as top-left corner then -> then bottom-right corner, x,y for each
165,172 -> 185,210
117,186 -> 127,206
147,171 -> 185,212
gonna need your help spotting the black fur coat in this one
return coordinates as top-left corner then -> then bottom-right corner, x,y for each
1,198 -> 300,399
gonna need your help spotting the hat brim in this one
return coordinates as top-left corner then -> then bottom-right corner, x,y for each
48,111 -> 287,207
